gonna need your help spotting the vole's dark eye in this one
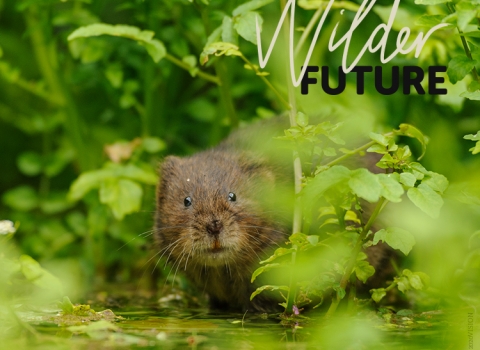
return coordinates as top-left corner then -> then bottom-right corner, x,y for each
228,192 -> 236,202
184,196 -> 192,207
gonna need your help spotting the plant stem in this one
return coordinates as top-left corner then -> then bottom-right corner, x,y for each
446,2 -> 480,83
325,141 -> 375,167
280,0 -> 302,315
164,53 -> 221,85
325,131 -> 394,168
325,197 -> 388,318
1,72 -> 63,105
294,6 -> 324,57
214,59 -> 238,130
239,54 -> 291,110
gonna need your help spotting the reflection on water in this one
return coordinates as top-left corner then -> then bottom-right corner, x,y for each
1,302 -> 477,349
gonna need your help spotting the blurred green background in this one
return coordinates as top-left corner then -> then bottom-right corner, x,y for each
0,0 -> 479,322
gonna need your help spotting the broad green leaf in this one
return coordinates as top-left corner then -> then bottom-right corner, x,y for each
355,260 -> 375,283
221,16 -> 237,44
99,178 -> 142,220
69,168 -> 114,201
2,186 -> 38,211
447,55 -> 477,84
396,124 -> 428,160
232,0 -> 274,16
200,42 -> 241,65
296,111 -> 308,127
460,90 -> 480,101
17,151 -> 42,176
403,269 -> 424,290
250,285 -> 289,300
400,172 -> 417,188
396,275 -> 410,293
260,248 -> 295,264
142,137 -> 166,153
370,288 -> 386,303
373,227 -> 416,255
348,168 -> 382,203
463,131 -> 480,141
377,173 -> 404,202
415,14 -> 450,27
105,63 -> 123,88
234,11 -> 263,45
456,0 -> 479,31
366,143 -> 387,154
407,184 -> 443,218
298,0 -> 360,11
422,172 -> 449,193
251,263 -> 282,282
415,0 -> 451,4
20,255 -> 63,294
302,166 -> 351,205
369,132 -> 389,146
68,23 -> 166,63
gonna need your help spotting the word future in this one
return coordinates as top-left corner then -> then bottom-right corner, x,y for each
301,66 -> 447,95
255,0 -> 450,94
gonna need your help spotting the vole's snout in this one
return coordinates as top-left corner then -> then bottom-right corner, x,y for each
206,219 -> 223,236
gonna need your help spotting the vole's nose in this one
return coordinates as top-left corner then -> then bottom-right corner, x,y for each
206,220 -> 223,236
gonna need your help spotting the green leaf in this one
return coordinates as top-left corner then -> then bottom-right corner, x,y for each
20,255 -> 63,294
370,288 -> 386,303
250,285 -> 289,301
366,144 -> 388,154
302,166 -> 351,206
232,0 -> 274,16
456,0 -> 479,31
200,42 -> 241,65
260,248 -> 295,264
415,0 -> 451,4
407,184 -> 444,218
373,227 -> 416,255
400,172 -> 417,188
355,260 -> 375,283
377,174 -> 404,202
296,112 -> 308,127
396,124 -> 428,160
2,186 -> 38,211
415,14 -> 450,27
221,16 -> 237,44
447,56 -> 477,84
460,90 -> 480,100
348,168 -> 382,203
68,23 -> 166,63
17,151 -> 42,176
99,178 -> 143,220
369,132 -> 389,146
403,269 -> 424,290
142,137 -> 166,154
251,263 -> 282,282
234,11 -> 263,45
422,172 -> 449,193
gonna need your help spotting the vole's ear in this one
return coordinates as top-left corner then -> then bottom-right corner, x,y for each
159,156 -> 182,173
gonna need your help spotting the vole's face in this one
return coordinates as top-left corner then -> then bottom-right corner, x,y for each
156,152 -> 276,269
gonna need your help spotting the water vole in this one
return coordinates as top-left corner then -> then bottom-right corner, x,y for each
154,123 -> 394,312
155,139 -> 291,311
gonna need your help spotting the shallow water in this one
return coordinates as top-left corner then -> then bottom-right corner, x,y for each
2,302 -> 477,349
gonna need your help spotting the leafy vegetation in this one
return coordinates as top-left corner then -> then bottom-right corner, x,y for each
0,0 -> 480,347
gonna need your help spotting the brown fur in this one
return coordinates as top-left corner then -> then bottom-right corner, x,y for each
155,149 -> 288,312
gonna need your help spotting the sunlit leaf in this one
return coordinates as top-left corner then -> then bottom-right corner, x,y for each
373,227 -> 416,255
407,184 -> 444,218
250,284 -> 289,300
348,168 -> 382,203
234,11 -> 263,45
232,0 -> 274,16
